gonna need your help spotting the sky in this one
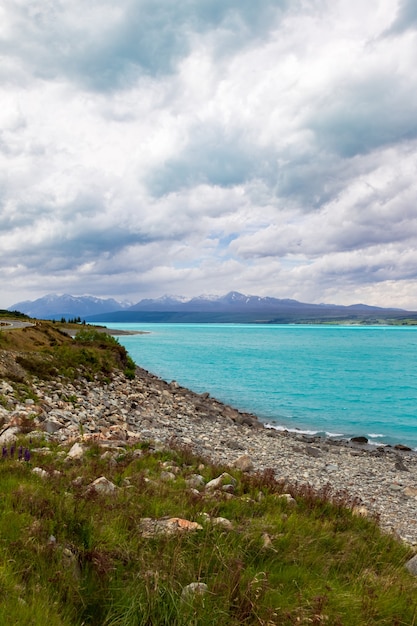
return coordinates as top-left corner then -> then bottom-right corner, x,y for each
1,0 -> 417,310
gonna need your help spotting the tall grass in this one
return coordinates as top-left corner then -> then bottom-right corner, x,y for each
0,438 -> 416,625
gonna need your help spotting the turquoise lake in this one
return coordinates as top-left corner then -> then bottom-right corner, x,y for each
102,323 -> 417,449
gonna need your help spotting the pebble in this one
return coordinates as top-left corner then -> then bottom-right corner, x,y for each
2,363 -> 417,544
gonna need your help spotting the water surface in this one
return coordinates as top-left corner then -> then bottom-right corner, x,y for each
103,323 -> 417,448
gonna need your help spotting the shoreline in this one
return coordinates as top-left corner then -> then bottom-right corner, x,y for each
61,325 -> 148,337
2,362 -> 417,545
105,323 -> 417,453
65,323 -> 417,453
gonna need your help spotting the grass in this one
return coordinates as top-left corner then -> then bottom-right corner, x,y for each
0,309 -> 29,319
0,321 -> 136,382
0,438 -> 416,625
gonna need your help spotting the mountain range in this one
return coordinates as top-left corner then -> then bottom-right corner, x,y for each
8,292 -> 417,324
9,294 -> 133,319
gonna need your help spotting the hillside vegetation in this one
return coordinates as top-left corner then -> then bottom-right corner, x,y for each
0,320 -> 417,625
0,321 -> 136,381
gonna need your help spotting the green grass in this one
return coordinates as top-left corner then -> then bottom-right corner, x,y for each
0,439 -> 416,625
0,309 -> 29,319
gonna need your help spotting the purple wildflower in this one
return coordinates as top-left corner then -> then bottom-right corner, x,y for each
2,447 -> 7,458
18,446 -> 23,461
24,449 -> 31,462
10,445 -> 15,457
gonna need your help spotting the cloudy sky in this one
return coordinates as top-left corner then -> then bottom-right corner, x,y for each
1,0 -> 417,309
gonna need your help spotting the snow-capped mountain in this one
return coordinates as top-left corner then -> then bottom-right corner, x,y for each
9,294 -> 132,319
128,295 -> 190,310
9,291 -> 410,323
130,291 -> 321,312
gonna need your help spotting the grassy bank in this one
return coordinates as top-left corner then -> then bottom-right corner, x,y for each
1,437 -> 416,625
1,320 -> 417,625
0,322 -> 136,382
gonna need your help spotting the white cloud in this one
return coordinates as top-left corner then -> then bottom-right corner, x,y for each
1,0 -> 417,310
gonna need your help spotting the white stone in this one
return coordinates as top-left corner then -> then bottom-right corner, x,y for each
0,427 -> 19,445
32,467 -> 48,479
352,506 -> 368,517
88,476 -> 118,494
277,493 -> 297,506
210,517 -> 233,530
67,442 -> 85,459
181,582 -> 208,601
325,463 -> 339,473
205,472 -> 237,491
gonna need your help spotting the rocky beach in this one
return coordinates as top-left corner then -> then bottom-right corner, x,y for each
1,351 -> 417,545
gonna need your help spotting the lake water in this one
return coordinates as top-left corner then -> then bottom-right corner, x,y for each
102,323 -> 417,449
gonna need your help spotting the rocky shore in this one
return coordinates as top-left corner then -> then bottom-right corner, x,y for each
1,363 -> 417,544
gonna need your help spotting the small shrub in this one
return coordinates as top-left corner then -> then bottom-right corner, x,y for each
16,354 -> 59,379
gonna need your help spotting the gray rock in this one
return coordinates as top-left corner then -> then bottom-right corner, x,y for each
160,471 -> 176,482
138,517 -> 203,537
185,474 -> 205,488
265,428 -> 281,437
395,459 -> 409,472
389,484 -> 403,492
406,554 -> 417,576
227,440 -> 245,450
277,493 -> 297,506
44,419 -> 64,434
350,436 -> 368,444
210,517 -> 233,530
325,463 -> 339,473
306,446 -> 322,458
1,382 -> 14,394
233,454 -> 254,472
87,476 -> 118,495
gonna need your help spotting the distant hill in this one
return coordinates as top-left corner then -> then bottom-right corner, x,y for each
87,291 -> 416,324
9,294 -> 132,320
10,291 -> 417,324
